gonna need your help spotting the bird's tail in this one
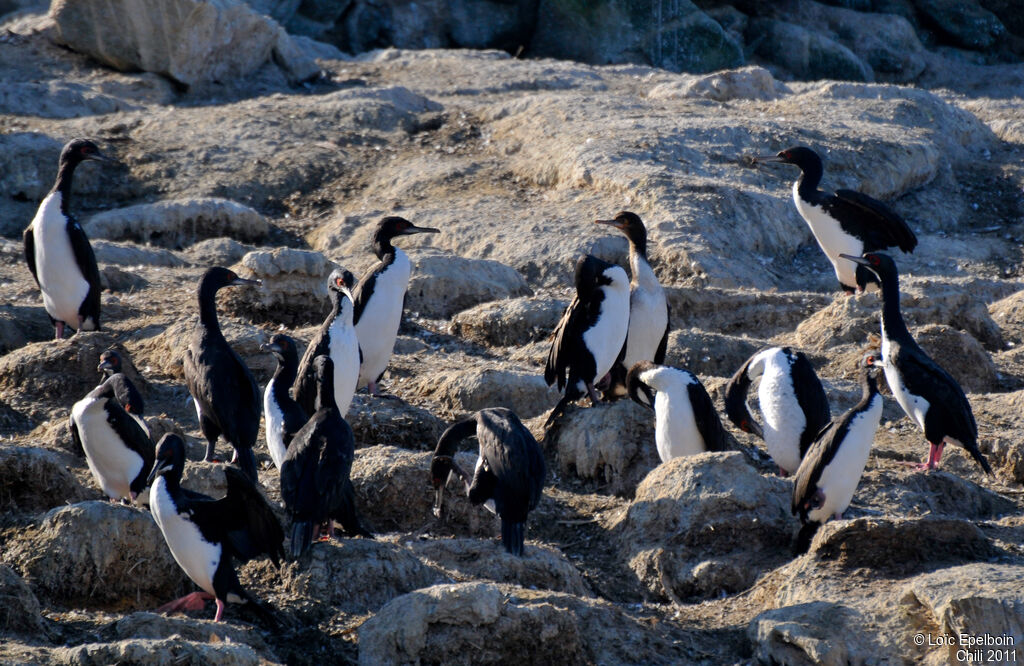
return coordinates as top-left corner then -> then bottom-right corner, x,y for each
235,447 -> 258,483
501,519 -> 526,557
792,521 -> 820,556
336,480 -> 374,539
966,441 -> 993,476
543,395 -> 574,431
238,587 -> 288,629
290,520 -> 314,559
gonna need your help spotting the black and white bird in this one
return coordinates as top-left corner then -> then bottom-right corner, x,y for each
724,347 -> 831,476
97,348 -> 149,436
841,252 -> 992,474
294,269 -> 359,417
544,255 -> 630,427
261,334 -> 307,471
352,216 -> 439,397
757,146 -> 917,293
24,138 -> 114,339
430,408 -> 546,556
792,354 -> 884,554
70,375 -> 154,503
148,434 -> 284,623
183,267 -> 262,482
594,212 -> 669,396
282,356 -> 372,558
627,361 -> 727,462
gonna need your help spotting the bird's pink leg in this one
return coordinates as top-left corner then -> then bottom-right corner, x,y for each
157,591 -> 214,614
55,322 -> 65,339
586,381 -> 600,405
778,466 -> 789,478
214,598 -> 226,622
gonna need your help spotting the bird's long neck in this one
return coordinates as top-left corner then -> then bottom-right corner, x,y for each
273,353 -> 298,391
433,418 -> 478,457
315,369 -> 337,413
795,158 -> 824,200
877,272 -> 912,343
52,158 -> 80,214
372,231 -> 396,261
860,370 -> 879,405
197,282 -> 224,337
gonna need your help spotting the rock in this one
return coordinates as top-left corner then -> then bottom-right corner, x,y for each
100,265 -> 148,292
648,66 -> 784,102
912,324 -> 999,392
0,305 -> 46,355
0,332 -> 120,420
230,247 -> 336,326
0,565 -> 45,637
666,287 -> 829,338
92,240 -> 185,268
4,501 -> 189,605
612,452 -> 791,601
0,132 -> 107,203
854,469 -> 1017,520
988,287 -> 1024,344
664,328 -> 761,379
130,317 -> 269,379
971,391 -> 1024,483
749,601 -> 883,666
278,539 -> 443,614
408,366 -> 560,420
56,637 -> 262,666
84,198 -> 270,250
405,538 -> 589,596
406,252 -> 530,319
0,446 -> 93,515
182,238 -> 256,267
545,400 -> 659,495
50,0 -> 318,86
915,0 -> 1006,50
899,563 -> 1024,665
112,611 -> 273,652
450,296 -> 567,347
358,582 -> 693,665
530,0 -> 743,74
350,445 -> 495,536
749,18 -> 874,82
347,394 -> 447,450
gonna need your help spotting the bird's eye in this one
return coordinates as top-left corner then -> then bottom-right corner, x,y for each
870,255 -> 880,266
336,278 -> 344,288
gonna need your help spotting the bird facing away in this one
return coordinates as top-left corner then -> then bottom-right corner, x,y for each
841,252 -> 992,475
24,138 -> 115,339
593,212 -> 669,398
430,407 -> 546,556
261,334 -> 307,471
294,269 -> 360,418
282,355 -> 372,559
70,375 -> 154,504
544,255 -> 630,428
352,216 -> 440,397
98,348 -> 149,436
183,267 -> 262,482
757,146 -> 917,293
792,354 -> 883,554
627,361 -> 727,462
148,434 -> 284,623
724,347 -> 831,476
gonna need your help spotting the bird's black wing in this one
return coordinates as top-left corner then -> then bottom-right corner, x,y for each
23,225 -> 39,288
68,412 -> 84,457
351,257 -> 388,325
210,466 -> 285,567
477,409 -> 546,521
789,350 -> 831,458
653,302 -> 670,365
544,293 -> 583,390
280,418 -> 318,515
221,345 -> 262,449
832,189 -> 917,253
293,327 -> 331,415
897,346 -> 978,442
791,419 -> 841,517
67,218 -> 102,324
723,352 -> 763,438
108,373 -> 145,416
102,398 -> 154,493
686,376 -> 728,452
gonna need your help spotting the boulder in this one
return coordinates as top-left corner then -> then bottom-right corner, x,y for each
230,248 -> 337,326
915,0 -> 1006,50
666,287 -> 829,339
358,582 -> 693,665
100,265 -> 149,292
130,316 -> 270,379
450,296 -> 567,347
405,538 -> 589,596
0,132 -> 109,203
347,394 -> 447,450
748,18 -> 874,82
408,366 -> 560,420
854,468 -> 1017,521
988,287 -> 1024,344
912,324 -> 999,392
612,452 -> 792,602
648,66 -> 785,102
3,501 -> 190,605
406,252 -> 530,319
92,240 -> 186,268
56,637 -> 262,666
664,328 -> 761,379
545,400 -> 659,496
0,446 -> 94,515
749,601 -> 884,666
84,198 -> 270,250
112,611 -> 273,653
971,391 -> 1024,483
50,0 -> 318,86
278,539 -> 444,614
0,565 -> 46,637
182,238 -> 256,267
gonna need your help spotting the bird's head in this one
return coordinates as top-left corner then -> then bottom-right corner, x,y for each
97,349 -> 123,375
261,333 -> 294,361
626,361 -> 657,410
594,211 -> 647,250
147,433 -> 186,485
200,266 -> 262,292
327,268 -> 356,301
839,251 -> 896,287
378,216 -> 440,240
61,138 -> 117,166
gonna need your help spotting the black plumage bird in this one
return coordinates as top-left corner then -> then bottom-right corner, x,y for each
24,138 -> 115,338
261,334 -> 307,471
294,269 -> 360,417
282,355 -> 372,559
148,434 -> 284,623
430,407 -> 546,556
757,146 -> 917,293
70,375 -> 154,503
841,252 -> 992,474
98,348 -> 148,435
183,267 -> 262,482
792,354 -> 884,554
544,255 -> 630,428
